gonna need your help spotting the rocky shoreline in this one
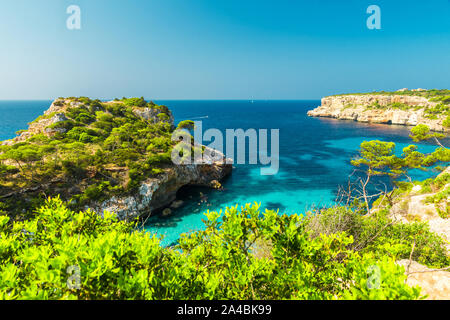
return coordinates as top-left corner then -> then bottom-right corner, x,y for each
90,150 -> 232,220
307,94 -> 448,132
0,98 -> 232,221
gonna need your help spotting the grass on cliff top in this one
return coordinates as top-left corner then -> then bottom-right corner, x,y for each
0,97 -> 178,219
330,89 -> 450,104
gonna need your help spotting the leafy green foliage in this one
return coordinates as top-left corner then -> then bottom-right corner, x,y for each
121,97 -> 146,107
366,101 -> 415,111
177,120 -> 195,131
335,89 -> 450,103
410,124 -> 446,143
0,199 -> 423,300
443,116 -> 450,128
423,103 -> 450,120
306,207 -> 449,268
351,141 -> 400,176
350,125 -> 449,214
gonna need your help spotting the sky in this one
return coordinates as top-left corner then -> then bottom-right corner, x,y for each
0,0 -> 449,100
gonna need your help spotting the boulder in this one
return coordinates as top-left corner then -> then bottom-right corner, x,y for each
396,260 -> 450,300
162,208 -> 172,217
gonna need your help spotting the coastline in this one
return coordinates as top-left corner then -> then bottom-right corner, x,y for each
307,93 -> 449,132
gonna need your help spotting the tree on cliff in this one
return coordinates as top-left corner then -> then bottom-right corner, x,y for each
177,120 -> 195,131
410,124 -> 448,149
348,125 -> 449,214
350,140 -> 402,214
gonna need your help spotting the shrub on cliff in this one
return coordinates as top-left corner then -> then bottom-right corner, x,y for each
122,97 -> 146,108
305,207 -> 449,268
0,198 -> 423,300
0,97 -> 179,219
347,123 -> 449,216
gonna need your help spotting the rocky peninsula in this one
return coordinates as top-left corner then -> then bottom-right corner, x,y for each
0,97 -> 231,221
307,89 -> 450,132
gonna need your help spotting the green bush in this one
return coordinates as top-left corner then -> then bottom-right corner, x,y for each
443,116 -> 450,128
305,207 -> 449,268
47,120 -> 76,132
424,103 -> 449,119
66,127 -> 100,143
0,199 -> 422,300
75,113 -> 96,125
122,97 -> 146,108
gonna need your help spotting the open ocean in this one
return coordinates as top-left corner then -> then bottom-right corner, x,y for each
0,100 -> 440,246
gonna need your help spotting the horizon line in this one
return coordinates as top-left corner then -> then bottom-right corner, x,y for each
0,98 -> 322,102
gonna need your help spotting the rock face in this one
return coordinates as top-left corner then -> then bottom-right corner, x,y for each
1,98 -> 232,221
307,94 -> 447,132
396,260 -> 450,300
389,167 -> 450,251
91,154 -> 232,220
388,168 -> 450,299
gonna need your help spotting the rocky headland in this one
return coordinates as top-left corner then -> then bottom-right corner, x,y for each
307,90 -> 450,132
0,97 -> 231,221
307,89 -> 450,299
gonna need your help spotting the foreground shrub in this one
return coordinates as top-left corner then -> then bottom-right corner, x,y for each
0,199 -> 422,300
305,207 -> 449,268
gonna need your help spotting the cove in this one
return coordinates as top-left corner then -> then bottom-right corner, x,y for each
143,100 -> 442,246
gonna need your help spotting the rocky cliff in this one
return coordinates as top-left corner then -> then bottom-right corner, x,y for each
385,167 -> 450,299
0,97 -> 232,221
90,150 -> 231,220
388,167 -> 449,251
307,94 -> 449,132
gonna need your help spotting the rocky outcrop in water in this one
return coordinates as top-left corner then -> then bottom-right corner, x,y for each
90,149 -> 232,220
0,97 -> 232,221
307,94 -> 448,132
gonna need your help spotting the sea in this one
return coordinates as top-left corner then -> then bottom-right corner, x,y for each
0,100 -> 441,246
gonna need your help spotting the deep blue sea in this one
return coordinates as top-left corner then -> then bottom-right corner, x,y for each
0,100 -> 441,246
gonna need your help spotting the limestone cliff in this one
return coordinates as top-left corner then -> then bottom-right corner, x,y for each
90,150 -> 231,220
384,167 -> 450,299
396,259 -> 450,300
307,93 -> 449,132
0,97 -> 232,221
388,167 -> 449,251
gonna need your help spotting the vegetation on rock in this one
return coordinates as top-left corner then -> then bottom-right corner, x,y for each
0,198 -> 434,300
334,89 -> 450,103
0,96 -> 448,300
0,97 -> 176,220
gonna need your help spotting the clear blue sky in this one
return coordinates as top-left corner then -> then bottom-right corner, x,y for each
0,0 -> 449,100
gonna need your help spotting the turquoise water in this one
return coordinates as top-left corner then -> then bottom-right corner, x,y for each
0,100 -> 442,246
143,100 -> 441,246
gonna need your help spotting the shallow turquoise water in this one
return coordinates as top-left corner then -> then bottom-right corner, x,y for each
0,100 -> 442,246
142,101 -> 441,246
